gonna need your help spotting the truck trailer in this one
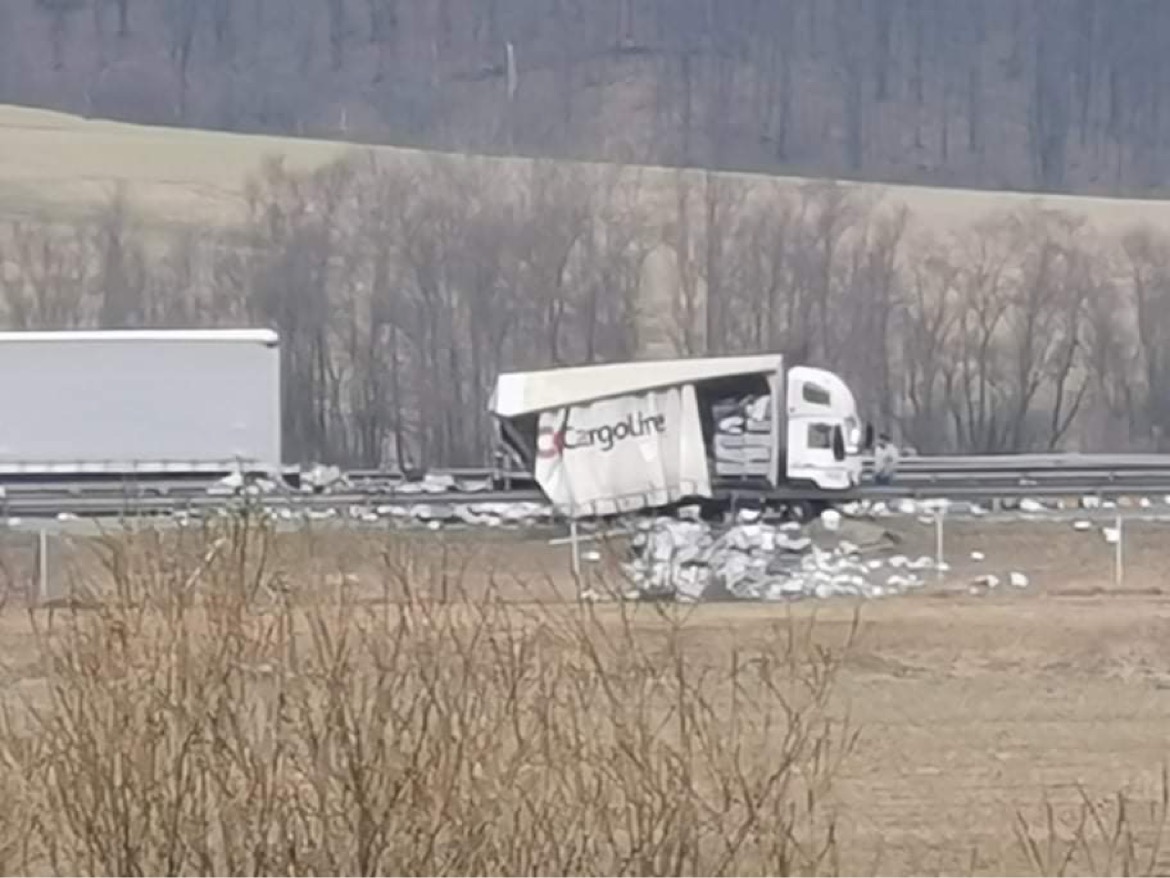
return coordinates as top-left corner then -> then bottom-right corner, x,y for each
489,354 -> 871,521
0,329 -> 281,480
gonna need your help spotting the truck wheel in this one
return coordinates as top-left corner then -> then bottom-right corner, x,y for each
787,500 -> 826,524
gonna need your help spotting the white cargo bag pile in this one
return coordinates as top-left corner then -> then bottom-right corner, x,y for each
622,509 -> 931,602
711,394 -> 773,479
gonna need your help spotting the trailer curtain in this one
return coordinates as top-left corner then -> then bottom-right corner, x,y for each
533,384 -> 712,518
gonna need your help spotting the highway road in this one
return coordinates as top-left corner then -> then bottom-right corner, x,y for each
3,452 -> 1170,518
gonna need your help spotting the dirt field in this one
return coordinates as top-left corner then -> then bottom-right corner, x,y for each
0,515 -> 1168,874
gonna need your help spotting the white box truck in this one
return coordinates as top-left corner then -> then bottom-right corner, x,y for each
0,329 -> 281,478
490,354 -> 872,521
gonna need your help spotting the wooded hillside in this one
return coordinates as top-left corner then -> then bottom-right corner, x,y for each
5,0 -> 1170,196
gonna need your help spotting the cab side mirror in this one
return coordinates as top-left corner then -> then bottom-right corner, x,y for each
832,425 -> 846,461
863,424 -> 875,451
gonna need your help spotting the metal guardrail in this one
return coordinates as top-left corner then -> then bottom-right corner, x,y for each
7,479 -> 1170,520
5,453 -> 1170,518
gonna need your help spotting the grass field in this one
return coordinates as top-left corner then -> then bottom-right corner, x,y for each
0,514 -> 1166,874
6,102 -> 1170,242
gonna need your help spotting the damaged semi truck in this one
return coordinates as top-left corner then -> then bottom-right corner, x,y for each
489,354 -> 873,521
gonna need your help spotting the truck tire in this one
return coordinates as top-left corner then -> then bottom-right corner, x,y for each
787,499 -> 827,524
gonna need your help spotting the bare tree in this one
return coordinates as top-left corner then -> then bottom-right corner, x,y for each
326,0 -> 347,71
239,157 -> 359,464
116,0 -> 131,37
512,160 -> 594,366
92,186 -> 148,328
1030,1 -> 1072,190
368,0 -> 398,83
1122,227 -> 1170,449
0,222 -> 91,329
168,0 -> 200,121
901,246 -> 959,450
212,0 -> 235,64
36,0 -> 85,71
723,189 -> 796,352
941,218 -> 1014,452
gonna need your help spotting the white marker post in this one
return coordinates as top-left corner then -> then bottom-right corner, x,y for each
569,520 -> 581,577
934,508 -> 945,582
37,529 -> 48,605
1115,512 -> 1124,589
567,508 -> 583,601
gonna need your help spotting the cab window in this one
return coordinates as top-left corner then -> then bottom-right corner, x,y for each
808,423 -> 834,449
802,383 -> 831,406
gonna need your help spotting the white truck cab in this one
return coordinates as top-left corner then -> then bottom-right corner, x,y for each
784,365 -> 866,491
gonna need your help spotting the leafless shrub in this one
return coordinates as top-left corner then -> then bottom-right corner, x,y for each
0,514 -> 859,875
1015,773 -> 1170,876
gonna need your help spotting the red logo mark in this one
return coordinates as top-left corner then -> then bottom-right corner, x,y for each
536,426 -> 566,459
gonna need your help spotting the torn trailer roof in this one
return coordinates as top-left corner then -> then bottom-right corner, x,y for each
490,354 -> 785,418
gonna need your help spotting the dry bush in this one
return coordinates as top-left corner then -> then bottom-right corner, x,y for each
1014,774 -> 1170,876
0,512 -> 858,875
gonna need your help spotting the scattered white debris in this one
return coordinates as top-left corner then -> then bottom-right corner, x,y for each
973,574 -> 1000,589
1019,498 -> 1044,513
970,550 -> 985,561
1009,571 -> 1029,588
421,473 -> 456,493
457,477 -> 493,493
897,498 -> 917,515
396,472 -> 457,495
243,478 -> 278,496
302,464 -> 345,490
1102,526 -> 1120,544
208,471 -> 245,495
821,509 -> 841,531
622,514 -> 917,602
1073,519 -> 1093,531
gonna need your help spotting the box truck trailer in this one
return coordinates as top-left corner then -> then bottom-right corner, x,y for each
489,353 -> 871,520
0,329 -> 281,479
